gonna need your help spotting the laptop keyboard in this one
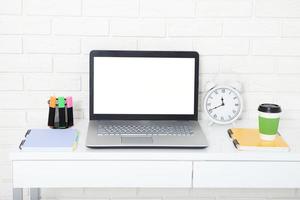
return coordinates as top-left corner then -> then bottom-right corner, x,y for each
98,125 -> 193,136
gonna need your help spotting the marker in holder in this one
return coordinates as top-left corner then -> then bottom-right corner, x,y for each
58,97 -> 66,128
48,96 -> 56,127
66,97 -> 74,127
47,96 -> 74,129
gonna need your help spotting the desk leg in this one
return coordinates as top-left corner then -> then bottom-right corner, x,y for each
30,188 -> 40,200
13,188 -> 23,200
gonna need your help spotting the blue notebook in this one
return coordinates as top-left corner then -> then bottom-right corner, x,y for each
19,129 -> 79,151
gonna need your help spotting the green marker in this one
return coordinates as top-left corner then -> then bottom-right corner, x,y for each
58,97 -> 66,128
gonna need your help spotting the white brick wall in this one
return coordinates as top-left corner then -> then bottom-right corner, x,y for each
0,0 -> 21,15
24,74 -> 81,91
0,74 -> 23,90
110,19 -> 166,37
1,0 -> 300,199
223,21 -> 280,37
23,37 -> 81,54
282,22 -> 300,37
194,38 -> 249,55
140,0 -> 196,18
256,0 -> 300,18
167,20 -> 222,37
138,38 -> 193,51
81,37 -> 138,53
83,0 -> 139,17
252,38 -> 300,55
0,37 -> 22,53
24,0 -> 82,16
0,16 -> 51,35
52,18 -> 109,36
197,0 -> 252,17
0,54 -> 52,72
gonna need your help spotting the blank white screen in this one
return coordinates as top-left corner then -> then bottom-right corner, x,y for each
93,57 -> 195,115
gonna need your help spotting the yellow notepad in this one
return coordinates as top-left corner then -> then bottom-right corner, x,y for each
228,128 -> 290,152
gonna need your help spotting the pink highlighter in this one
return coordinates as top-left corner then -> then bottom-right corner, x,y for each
66,96 -> 74,127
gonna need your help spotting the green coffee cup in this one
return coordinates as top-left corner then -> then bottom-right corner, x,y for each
258,104 -> 281,141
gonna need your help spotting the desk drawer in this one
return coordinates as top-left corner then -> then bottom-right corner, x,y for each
13,161 -> 192,188
193,161 -> 300,188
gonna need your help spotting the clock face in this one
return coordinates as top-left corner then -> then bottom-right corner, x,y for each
204,86 -> 242,124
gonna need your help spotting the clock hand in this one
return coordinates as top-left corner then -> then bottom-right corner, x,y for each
221,97 -> 225,105
208,103 -> 224,112
208,97 -> 226,112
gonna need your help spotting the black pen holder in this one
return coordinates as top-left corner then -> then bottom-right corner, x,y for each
48,96 -> 74,129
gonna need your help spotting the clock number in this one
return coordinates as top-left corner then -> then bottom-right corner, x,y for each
213,114 -> 217,118
232,110 -> 237,114
233,96 -> 237,100
221,89 -> 225,93
208,109 -> 212,114
221,116 -> 224,121
228,115 -> 232,119
235,103 -> 239,106
214,90 -> 218,95
207,103 -> 211,107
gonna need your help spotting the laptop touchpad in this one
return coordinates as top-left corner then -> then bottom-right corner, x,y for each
121,137 -> 153,144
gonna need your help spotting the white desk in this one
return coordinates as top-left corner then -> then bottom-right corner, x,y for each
10,120 -> 300,200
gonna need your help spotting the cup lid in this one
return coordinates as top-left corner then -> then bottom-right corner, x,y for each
258,103 -> 281,113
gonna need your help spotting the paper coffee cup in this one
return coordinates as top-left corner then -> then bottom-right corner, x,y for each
258,104 -> 281,141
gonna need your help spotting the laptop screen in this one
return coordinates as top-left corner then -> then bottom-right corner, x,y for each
90,51 -> 199,120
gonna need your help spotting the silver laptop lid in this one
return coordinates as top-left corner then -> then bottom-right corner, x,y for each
89,50 -> 199,121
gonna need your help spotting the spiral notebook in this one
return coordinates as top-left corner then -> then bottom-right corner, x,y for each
19,129 -> 79,152
228,128 -> 289,152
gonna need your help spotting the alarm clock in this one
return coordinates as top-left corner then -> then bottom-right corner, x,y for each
203,82 -> 243,125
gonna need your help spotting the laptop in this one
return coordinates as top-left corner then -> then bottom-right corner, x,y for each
86,50 -> 208,148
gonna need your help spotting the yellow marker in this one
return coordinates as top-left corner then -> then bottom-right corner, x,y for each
49,96 -> 56,108
48,96 -> 56,127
